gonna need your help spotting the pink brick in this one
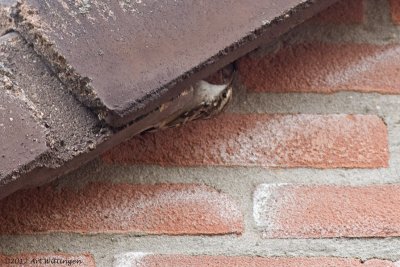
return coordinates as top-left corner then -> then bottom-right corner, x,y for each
0,183 -> 242,235
254,184 -> 400,238
238,43 -> 400,94
311,0 -> 364,24
390,0 -> 400,24
114,253 -> 395,267
102,114 -> 388,169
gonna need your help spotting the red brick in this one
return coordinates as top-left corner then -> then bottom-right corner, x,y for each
0,253 -> 95,267
114,253 -> 395,267
254,184 -> 400,238
390,0 -> 400,24
0,183 -> 242,235
311,0 -> 364,24
102,114 -> 388,169
238,43 -> 400,94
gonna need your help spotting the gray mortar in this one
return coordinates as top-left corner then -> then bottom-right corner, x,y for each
2,0 -> 400,266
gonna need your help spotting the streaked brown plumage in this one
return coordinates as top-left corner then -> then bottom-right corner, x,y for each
144,73 -> 234,133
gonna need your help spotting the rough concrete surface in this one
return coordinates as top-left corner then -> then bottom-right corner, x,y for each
0,78 -> 48,180
0,32 -> 111,199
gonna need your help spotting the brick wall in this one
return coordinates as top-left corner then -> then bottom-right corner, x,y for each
2,0 -> 400,266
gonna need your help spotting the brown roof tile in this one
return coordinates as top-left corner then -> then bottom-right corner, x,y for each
0,0 -> 338,199
17,0 -> 337,127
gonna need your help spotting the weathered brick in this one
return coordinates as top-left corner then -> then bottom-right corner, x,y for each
390,0 -> 400,24
238,43 -> 400,94
0,183 -> 242,235
114,253 -> 395,267
254,184 -> 400,238
102,114 -> 388,169
0,253 -> 95,267
311,0 -> 364,24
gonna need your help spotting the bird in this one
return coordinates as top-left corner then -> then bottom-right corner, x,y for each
143,68 -> 235,133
